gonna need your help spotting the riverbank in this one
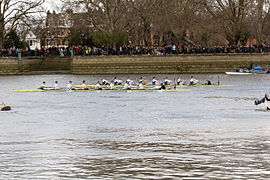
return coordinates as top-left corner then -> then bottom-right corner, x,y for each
1,54 -> 270,75
72,54 -> 270,74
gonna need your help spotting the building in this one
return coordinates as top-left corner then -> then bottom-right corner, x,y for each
25,31 -> 41,50
44,10 -> 72,48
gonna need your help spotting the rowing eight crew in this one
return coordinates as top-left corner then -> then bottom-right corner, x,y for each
40,80 -> 165,90
40,80 -> 87,90
97,80 -> 150,90
102,76 -> 188,86
39,76 -> 211,90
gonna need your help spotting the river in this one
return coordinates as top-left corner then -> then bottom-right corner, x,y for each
0,74 -> 270,179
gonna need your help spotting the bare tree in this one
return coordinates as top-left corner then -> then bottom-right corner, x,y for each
0,0 -> 45,49
202,0 -> 254,45
254,0 -> 270,45
161,0 -> 201,46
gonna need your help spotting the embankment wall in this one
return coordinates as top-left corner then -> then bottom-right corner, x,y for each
0,57 -> 19,75
0,56 -> 71,75
72,54 -> 270,74
1,54 -> 270,75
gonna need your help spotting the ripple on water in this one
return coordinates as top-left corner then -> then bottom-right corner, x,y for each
1,74 -> 270,179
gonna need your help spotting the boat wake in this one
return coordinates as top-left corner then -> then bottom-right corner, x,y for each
204,96 -> 257,101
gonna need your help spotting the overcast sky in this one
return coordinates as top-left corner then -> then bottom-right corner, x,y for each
44,0 -> 62,12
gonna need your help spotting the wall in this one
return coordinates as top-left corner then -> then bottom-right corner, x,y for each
72,54 -> 270,74
1,54 -> 270,75
0,58 -> 19,75
0,56 -> 71,75
21,56 -> 71,72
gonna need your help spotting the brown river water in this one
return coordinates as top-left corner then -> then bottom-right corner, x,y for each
0,74 -> 270,179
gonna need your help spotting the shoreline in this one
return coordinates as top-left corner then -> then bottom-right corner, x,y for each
1,54 -> 270,75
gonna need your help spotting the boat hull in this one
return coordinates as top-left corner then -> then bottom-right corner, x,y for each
225,72 -> 251,75
75,84 -> 233,88
13,89 -> 192,92
226,71 -> 269,75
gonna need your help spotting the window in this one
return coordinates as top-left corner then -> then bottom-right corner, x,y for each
29,40 -> 33,46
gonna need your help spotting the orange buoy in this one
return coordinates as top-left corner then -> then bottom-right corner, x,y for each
1,105 -> 11,111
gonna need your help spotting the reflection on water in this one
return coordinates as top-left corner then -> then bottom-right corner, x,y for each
0,74 -> 270,179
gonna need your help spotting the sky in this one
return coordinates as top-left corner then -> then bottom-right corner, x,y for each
43,0 -> 62,12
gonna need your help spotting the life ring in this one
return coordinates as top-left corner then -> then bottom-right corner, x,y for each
1,105 -> 11,111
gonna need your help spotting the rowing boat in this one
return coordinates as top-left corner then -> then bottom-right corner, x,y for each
13,89 -> 192,92
225,71 -> 269,75
225,72 -> 252,75
75,84 -> 233,88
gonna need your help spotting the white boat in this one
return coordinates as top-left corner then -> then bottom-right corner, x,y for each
225,72 -> 251,75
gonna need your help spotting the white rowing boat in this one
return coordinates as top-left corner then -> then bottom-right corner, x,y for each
225,72 -> 252,75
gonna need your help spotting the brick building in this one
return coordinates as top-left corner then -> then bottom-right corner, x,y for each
44,10 -> 72,48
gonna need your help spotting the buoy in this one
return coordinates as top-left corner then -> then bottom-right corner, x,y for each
1,105 -> 11,111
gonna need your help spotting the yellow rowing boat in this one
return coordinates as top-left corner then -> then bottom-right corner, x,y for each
75,84 -> 233,88
13,89 -> 192,92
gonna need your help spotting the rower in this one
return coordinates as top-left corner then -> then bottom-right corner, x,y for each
114,77 -> 122,85
102,78 -> 110,85
239,66 -> 244,72
123,81 -> 131,90
54,81 -> 60,89
95,81 -> 102,90
126,77 -> 133,85
139,77 -> 145,84
177,77 -> 185,85
190,76 -> 199,85
164,77 -> 172,85
109,80 -> 116,89
40,81 -> 46,89
81,80 -> 88,89
152,76 -> 159,85
255,93 -> 270,106
160,83 -> 166,90
67,81 -> 73,90
138,81 -> 144,89
205,80 -> 212,85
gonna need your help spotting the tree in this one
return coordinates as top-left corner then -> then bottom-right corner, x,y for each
66,27 -> 94,46
93,30 -> 127,47
0,0 -> 44,49
4,29 -> 25,49
130,0 -> 164,45
162,0 -> 195,46
62,0 -> 132,47
202,0 -> 253,45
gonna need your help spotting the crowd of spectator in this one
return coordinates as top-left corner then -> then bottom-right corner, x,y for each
2,45 -> 270,57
